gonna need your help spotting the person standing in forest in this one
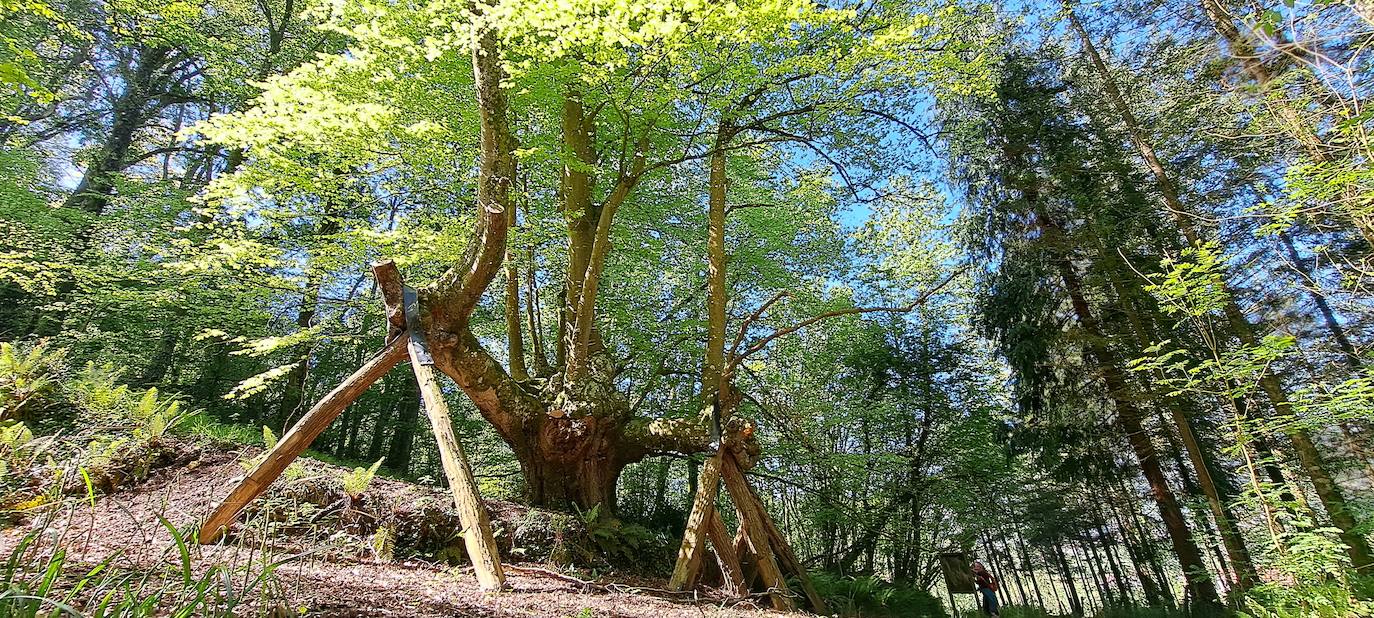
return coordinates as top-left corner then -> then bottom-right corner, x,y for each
973,560 -> 1000,617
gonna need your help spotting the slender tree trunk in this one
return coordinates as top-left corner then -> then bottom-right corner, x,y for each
505,255 -> 528,381
1279,232 -> 1362,365
1111,497 -> 1162,606
1101,523 -> 1133,604
139,324 -> 181,386
1031,203 -> 1220,605
1054,543 -> 1084,615
1015,528 -> 1047,609
1068,6 -> 1374,574
1278,232 -> 1374,476
1127,492 -> 1178,606
1112,276 -> 1257,591
1048,563 -> 1069,615
1198,0 -> 1374,243
274,275 -> 322,431
386,392 -> 420,476
367,396 -> 393,462
525,246 -> 550,375
1002,528 -> 1030,606
344,401 -> 363,458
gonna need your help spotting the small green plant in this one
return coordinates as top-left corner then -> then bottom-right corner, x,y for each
575,503 -> 664,568
0,340 -> 65,422
0,420 -> 56,514
341,458 -> 385,501
370,523 -> 396,562
67,361 -> 131,424
127,387 -> 193,444
0,420 -> 36,474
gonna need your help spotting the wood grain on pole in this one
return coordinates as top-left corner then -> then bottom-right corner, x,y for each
669,452 -> 723,590
721,452 -> 794,611
706,506 -> 746,596
198,335 -> 409,544
409,342 -> 506,591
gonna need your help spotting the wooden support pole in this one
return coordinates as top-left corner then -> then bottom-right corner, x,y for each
198,336 -> 409,544
734,522 -> 760,591
721,452 -> 795,611
707,506 -> 746,596
749,479 -> 828,614
409,342 -> 506,591
669,452 -> 724,590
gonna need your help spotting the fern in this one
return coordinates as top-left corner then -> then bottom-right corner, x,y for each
241,426 -> 303,479
0,340 -> 65,422
341,458 -> 385,499
370,523 -> 396,562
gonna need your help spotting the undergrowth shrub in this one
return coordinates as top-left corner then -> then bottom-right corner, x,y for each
0,341 -> 200,514
576,503 -> 670,573
0,420 -> 58,519
1241,526 -> 1374,618
810,573 -> 947,617
1092,603 -> 1189,618
0,341 -> 65,423
68,364 -> 196,492
999,605 -> 1057,618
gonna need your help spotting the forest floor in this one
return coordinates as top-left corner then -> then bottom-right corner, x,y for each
0,440 -> 785,618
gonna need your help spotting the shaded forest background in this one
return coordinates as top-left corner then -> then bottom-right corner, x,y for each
3,0 -> 1374,616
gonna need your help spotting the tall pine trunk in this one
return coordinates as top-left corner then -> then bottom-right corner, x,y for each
1067,6 -> 1373,573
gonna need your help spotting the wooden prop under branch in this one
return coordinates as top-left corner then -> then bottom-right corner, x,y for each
668,440 -> 827,614
196,260 -> 506,591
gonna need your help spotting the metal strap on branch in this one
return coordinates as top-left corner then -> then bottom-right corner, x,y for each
402,284 -> 433,366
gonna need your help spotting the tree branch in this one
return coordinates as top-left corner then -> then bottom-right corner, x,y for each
727,268 -> 964,374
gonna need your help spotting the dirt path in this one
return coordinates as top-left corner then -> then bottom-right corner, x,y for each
0,446 -> 789,618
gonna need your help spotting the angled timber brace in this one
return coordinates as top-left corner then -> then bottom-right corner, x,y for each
196,260 -> 506,591
667,401 -> 827,613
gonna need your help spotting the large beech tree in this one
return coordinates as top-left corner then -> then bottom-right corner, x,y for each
192,0 -> 989,509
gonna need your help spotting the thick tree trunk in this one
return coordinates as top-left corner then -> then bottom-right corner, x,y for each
703,127 -> 731,400
65,46 -> 172,215
403,11 -> 724,515
1016,169 -> 1219,605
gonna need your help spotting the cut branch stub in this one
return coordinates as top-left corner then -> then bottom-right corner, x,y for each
371,260 -> 406,340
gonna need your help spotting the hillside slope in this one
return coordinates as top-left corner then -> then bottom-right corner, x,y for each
0,442 -> 786,618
